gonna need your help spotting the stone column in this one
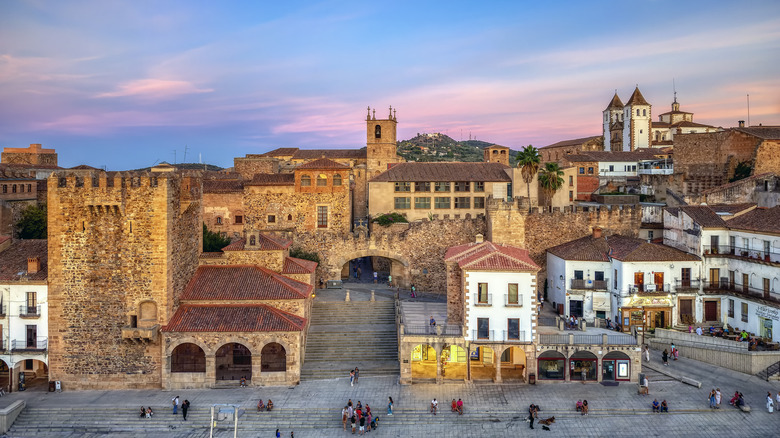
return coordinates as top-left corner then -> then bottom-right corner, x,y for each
436,346 -> 443,384
252,352 -> 263,386
494,352 -> 503,383
206,355 -> 217,388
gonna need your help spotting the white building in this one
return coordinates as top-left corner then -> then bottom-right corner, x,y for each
547,228 -> 701,333
0,237 -> 48,392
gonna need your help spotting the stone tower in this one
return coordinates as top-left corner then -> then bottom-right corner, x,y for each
47,168 -> 202,389
483,145 -> 510,166
603,93 -> 624,152
622,86 -> 652,151
365,106 -> 401,179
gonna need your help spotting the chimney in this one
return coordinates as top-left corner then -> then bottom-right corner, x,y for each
28,256 -> 40,274
475,234 -> 484,243
738,120 -> 745,128
592,227 -> 603,239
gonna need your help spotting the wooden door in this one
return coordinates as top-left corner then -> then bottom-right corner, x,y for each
709,268 -> 720,288
634,272 -> 644,291
654,272 -> 664,291
704,301 -> 717,321
681,268 -> 691,288
680,299 -> 693,317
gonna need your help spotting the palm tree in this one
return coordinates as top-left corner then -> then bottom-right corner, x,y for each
516,145 -> 540,209
538,162 -> 564,207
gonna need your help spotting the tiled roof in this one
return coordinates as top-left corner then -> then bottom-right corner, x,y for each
626,86 -> 649,105
246,173 -> 295,186
671,120 -> 717,129
221,234 -> 291,251
678,206 -> 727,228
162,304 -> 306,332
370,162 -> 511,182
69,164 -> 99,170
293,149 -> 366,160
540,136 -> 602,149
563,150 -> 660,163
725,206 -> 780,235
282,257 -> 318,274
710,203 -> 756,215
295,158 -> 350,170
203,179 -> 244,193
733,126 -> 780,140
547,234 -> 699,262
260,148 -> 300,157
181,265 -> 312,301
605,92 -> 624,110
445,241 -> 540,271
0,239 -> 48,281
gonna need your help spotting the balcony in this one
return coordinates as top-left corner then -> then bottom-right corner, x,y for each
19,305 -> 41,318
472,329 -> 497,341
538,333 -> 637,345
12,337 -> 47,352
570,279 -> 609,290
629,283 -> 670,293
473,293 -> 492,307
674,279 -> 701,292
703,281 -> 780,304
501,330 -> 528,343
504,294 -> 523,307
121,324 -> 160,343
703,245 -> 780,265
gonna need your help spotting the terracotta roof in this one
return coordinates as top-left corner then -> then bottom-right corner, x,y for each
282,257 -> 318,274
203,179 -> 244,193
181,265 -> 312,300
547,234 -> 700,262
371,162 -> 511,182
445,241 -> 540,271
222,234 -> 291,251
710,203 -> 756,214
626,86 -> 649,106
260,148 -> 300,157
605,92 -> 624,110
733,126 -> 780,140
246,173 -> 295,186
68,164 -> 99,170
162,304 -> 306,332
678,206 -> 728,228
295,158 -> 350,170
0,239 -> 48,281
672,120 -> 717,129
540,136 -> 602,149
293,149 -> 366,160
725,206 -> 780,235
563,150 -> 659,163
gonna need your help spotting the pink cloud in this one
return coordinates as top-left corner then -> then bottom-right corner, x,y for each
97,78 -> 213,99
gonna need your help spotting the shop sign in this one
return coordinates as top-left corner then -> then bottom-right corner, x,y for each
592,294 -> 610,311
756,306 -> 780,321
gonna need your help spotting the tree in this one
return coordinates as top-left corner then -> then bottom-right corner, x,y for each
516,145 -> 541,210
202,223 -> 231,252
538,162 -> 564,207
729,161 -> 752,183
16,204 -> 47,239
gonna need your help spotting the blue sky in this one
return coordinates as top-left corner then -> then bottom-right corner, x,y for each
1,0 -> 778,170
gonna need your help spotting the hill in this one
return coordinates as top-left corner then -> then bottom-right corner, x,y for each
397,133 -> 518,166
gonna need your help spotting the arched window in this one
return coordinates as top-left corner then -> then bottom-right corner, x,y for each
375,125 -> 381,139
171,343 -> 206,373
300,175 -> 311,187
287,214 -> 293,221
636,109 -> 640,116
261,343 -> 287,372
139,301 -> 157,328
216,216 -> 222,225
249,235 -> 256,246
316,174 -> 327,187
333,174 -> 342,186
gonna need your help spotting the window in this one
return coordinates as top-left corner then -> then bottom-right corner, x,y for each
614,269 -> 618,289
1,185 -> 5,193
434,182 -> 450,192
574,270 -> 584,280
569,191 -> 573,201
579,167 -> 584,174
394,197 -> 411,209
569,176 -> 573,186
26,292 -> 37,315
12,185 -> 16,193
317,206 -> 328,228
249,235 -> 256,246
414,182 -> 430,192
268,215 -> 276,223
20,184 -> 23,193
27,184 -> 32,192
333,174 -> 342,186
507,318 -> 520,340
507,284 -> 519,305
473,197 -> 485,209
637,109 -> 640,116
234,215 -> 243,224
454,197 -> 470,209
741,302 -> 748,323
474,182 -> 485,192
632,165 -> 636,171
287,214 -> 293,221
609,165 -> 614,172
643,109 -> 646,116
477,318 -> 489,339
394,182 -> 411,192
728,299 -> 734,318
434,197 -> 450,209
216,216 -> 222,225
26,325 -> 37,348
478,283 -> 488,303
414,197 -> 431,209
454,182 -> 470,192
25,359 -> 33,370
375,124 -> 381,138
588,167 -> 594,174
300,174 -> 311,187
316,174 -> 327,187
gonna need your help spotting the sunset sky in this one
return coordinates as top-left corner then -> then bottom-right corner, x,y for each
1,1 -> 778,170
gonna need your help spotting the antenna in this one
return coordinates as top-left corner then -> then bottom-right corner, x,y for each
172,150 -> 177,164
183,145 -> 189,163
673,78 -> 677,102
747,94 -> 750,127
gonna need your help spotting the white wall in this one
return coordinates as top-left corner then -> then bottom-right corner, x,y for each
465,271 -> 535,342
7,284 -> 48,348
722,296 -> 780,343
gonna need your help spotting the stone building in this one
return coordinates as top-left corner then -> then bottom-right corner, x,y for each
483,145 -> 511,166
1,144 -> 58,168
539,136 -> 603,164
0,166 -> 40,236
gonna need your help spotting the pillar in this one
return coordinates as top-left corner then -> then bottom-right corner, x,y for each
436,346 -> 443,384
251,351 -> 262,386
206,355 -> 216,388
494,349 -> 503,383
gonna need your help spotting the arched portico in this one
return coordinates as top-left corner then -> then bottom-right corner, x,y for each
499,346 -> 527,381
331,249 -> 411,288
441,345 -> 467,380
469,346 -> 496,381
602,351 -> 631,381
411,344 -> 437,380
215,342 -> 252,382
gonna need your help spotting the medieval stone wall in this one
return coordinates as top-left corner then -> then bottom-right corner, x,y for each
233,156 -> 278,179
244,187 -> 350,234
201,249 -> 288,273
754,140 -> 780,175
203,191 -> 244,239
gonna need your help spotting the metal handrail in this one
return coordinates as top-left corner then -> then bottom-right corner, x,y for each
703,245 -> 779,263
472,329 -> 496,341
570,279 -> 609,290
504,294 -> 523,306
19,305 -> 41,317
473,293 -> 492,306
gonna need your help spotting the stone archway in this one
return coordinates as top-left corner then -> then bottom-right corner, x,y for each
411,344 -> 437,380
215,342 -> 252,382
499,346 -> 527,381
441,345 -> 467,380
330,249 -> 411,288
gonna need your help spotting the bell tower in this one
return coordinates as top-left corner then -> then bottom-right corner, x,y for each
366,106 -> 402,179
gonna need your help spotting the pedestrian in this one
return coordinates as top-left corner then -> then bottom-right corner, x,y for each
387,396 -> 394,416
644,345 -> 650,362
172,395 -> 179,414
581,366 -> 587,382
388,274 -> 393,288
662,349 -> 669,366
715,388 -> 722,408
709,389 -> 717,409
342,405 -> 349,431
291,432 -> 294,438
357,266 -> 362,279
350,369 -> 355,386
429,315 -> 436,334
276,429 -> 281,438
661,400 -> 668,413
457,398 -> 463,415
776,391 -> 780,412
652,399 -> 660,413
411,284 -> 416,298
373,271 -> 377,284
641,375 -> 649,395
350,414 -> 356,434
696,326 -> 703,336
582,399 -> 589,416
353,265 -> 358,279
358,414 -> 366,435
182,399 -> 190,421
768,392 -> 775,413
430,398 -> 438,415
366,410 -> 372,432
354,367 -> 359,385
146,407 -> 153,418
139,406 -> 146,418
528,404 -> 535,429
670,343 -> 677,361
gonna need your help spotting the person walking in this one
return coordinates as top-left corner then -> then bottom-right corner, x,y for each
350,414 -> 356,434
342,406 -> 349,431
528,404 -> 536,429
768,392 -> 775,413
387,397 -> 394,416
350,369 -> 355,387
662,349 -> 669,366
354,367 -> 360,385
373,271 -> 377,284
776,391 -> 780,413
276,429 -> 281,438
172,395 -> 179,415
709,389 -> 717,409
182,399 -> 190,421
715,388 -> 722,408
644,345 -> 650,362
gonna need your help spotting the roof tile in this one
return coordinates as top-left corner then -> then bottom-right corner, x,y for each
371,162 -> 511,183
162,304 -> 306,332
181,265 -> 312,301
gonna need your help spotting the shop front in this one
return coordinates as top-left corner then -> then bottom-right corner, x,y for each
602,351 -> 631,381
537,351 -> 565,380
620,297 -> 673,334
569,351 -> 597,381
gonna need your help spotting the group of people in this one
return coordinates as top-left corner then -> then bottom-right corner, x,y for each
566,316 -> 580,330
708,388 -> 723,409
574,400 -> 589,415
257,399 -> 274,411
450,398 -> 464,415
661,342 -> 679,365
139,406 -> 154,418
651,399 -> 669,413
170,396 -> 191,421
342,399 -> 379,435
349,368 -> 360,386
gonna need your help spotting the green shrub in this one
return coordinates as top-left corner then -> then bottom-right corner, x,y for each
290,247 -> 320,264
372,212 -> 408,227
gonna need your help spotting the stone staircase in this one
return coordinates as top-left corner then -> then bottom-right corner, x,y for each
300,300 -> 399,380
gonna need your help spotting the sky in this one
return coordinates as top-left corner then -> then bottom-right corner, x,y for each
1,1 -> 779,170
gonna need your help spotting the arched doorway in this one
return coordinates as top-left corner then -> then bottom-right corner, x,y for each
215,343 -> 252,381
500,346 -> 526,381
0,360 -> 9,392
261,343 -> 287,372
13,359 -> 48,391
470,346 -> 496,380
332,250 -> 411,289
441,345 -> 466,380
171,343 -> 206,373
570,350 -> 598,381
537,351 -> 565,381
602,351 -> 631,381
411,344 -> 437,379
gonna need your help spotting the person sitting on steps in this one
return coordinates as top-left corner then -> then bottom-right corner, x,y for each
266,400 -> 274,411
257,399 -> 265,411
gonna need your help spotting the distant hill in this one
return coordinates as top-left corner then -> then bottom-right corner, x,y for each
397,133 -> 518,166
132,162 -> 224,172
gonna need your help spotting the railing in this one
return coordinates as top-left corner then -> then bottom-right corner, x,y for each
607,335 -> 638,345
570,279 -> 609,290
504,294 -> 523,306
538,316 -> 557,326
628,283 -> 669,293
19,305 -> 41,317
703,281 -> 780,304
403,324 -> 463,336
472,330 -> 497,341
703,245 -> 780,264
473,293 -> 492,306
502,330 -> 528,342
11,337 -> 48,351
674,279 -> 701,290
539,333 -> 636,345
